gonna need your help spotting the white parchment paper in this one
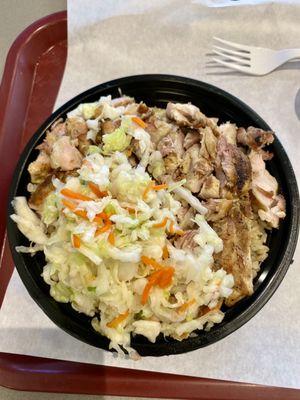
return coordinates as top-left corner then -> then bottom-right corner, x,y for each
1,0 -> 300,389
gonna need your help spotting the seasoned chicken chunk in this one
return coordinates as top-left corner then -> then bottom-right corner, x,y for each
166,102 -> 207,127
237,126 -> 274,150
249,150 -> 285,228
50,136 -> 83,171
199,175 -> 220,199
36,121 -> 66,154
66,116 -> 88,139
215,136 -> 251,194
175,230 -> 198,251
28,151 -> 52,184
212,201 -> 253,306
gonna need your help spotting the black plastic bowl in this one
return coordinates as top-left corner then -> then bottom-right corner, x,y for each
7,74 -> 300,356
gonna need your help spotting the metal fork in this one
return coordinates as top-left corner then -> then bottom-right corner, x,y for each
211,37 -> 300,76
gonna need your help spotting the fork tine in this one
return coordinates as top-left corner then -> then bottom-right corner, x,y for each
212,50 -> 250,65
213,37 -> 251,52
213,45 -> 250,59
212,57 -> 251,73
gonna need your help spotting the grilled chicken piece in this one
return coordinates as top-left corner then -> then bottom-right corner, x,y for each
219,123 -> 237,145
66,117 -> 88,139
111,96 -> 134,107
249,150 -> 285,228
237,126 -> 274,150
166,102 -> 207,127
146,117 -> 173,146
212,201 -> 253,306
204,199 -> 233,222
175,230 -> 198,251
177,206 -> 196,230
215,136 -> 251,194
183,131 -> 201,150
29,174 -> 54,211
181,144 -> 213,193
157,130 -> 185,157
50,136 -> 83,171
100,120 -> 120,135
200,127 -> 218,159
199,175 -> 220,199
28,151 -> 52,184
36,121 -> 66,154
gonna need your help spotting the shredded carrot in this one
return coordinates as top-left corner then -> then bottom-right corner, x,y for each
157,267 -> 174,288
61,188 -> 93,202
88,182 -> 108,198
169,220 -> 175,234
142,181 -> 154,200
62,198 -> 76,210
62,199 -> 88,219
177,299 -> 196,314
152,183 -> 168,191
72,234 -> 81,248
141,256 -> 162,270
167,221 -> 184,236
162,245 -> 169,260
96,211 -> 110,220
108,230 -> 115,245
141,281 -> 153,305
153,217 -> 168,228
95,220 -> 112,236
107,310 -> 129,328
141,267 -> 174,304
132,116 -> 147,129
143,182 -> 167,200
93,215 -> 103,224
124,206 -> 136,214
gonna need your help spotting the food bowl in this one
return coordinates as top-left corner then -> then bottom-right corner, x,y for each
7,74 -> 300,356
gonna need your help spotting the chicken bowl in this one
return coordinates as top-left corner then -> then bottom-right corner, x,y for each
7,75 -> 299,357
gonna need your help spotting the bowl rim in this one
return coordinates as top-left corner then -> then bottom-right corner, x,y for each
6,74 -> 300,356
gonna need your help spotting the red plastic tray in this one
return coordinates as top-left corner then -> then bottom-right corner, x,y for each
0,11 -> 299,399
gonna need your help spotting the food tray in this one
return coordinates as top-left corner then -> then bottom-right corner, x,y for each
0,11 -> 299,399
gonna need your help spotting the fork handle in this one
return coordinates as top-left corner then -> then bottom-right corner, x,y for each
278,49 -> 300,60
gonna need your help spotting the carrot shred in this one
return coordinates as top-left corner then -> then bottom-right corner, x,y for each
162,245 -> 169,260
107,310 -> 129,328
88,182 -> 108,198
142,181 -> 154,200
152,183 -> 168,191
61,188 -> 93,202
169,220 -> 175,234
62,199 -> 88,219
132,116 -> 147,129
141,256 -> 162,270
62,198 -> 76,210
141,267 -> 174,305
72,234 -> 81,248
177,299 -> 196,314
124,206 -> 136,214
108,230 -> 115,245
153,217 -> 168,228
141,281 -> 153,305
95,220 -> 112,236
157,267 -> 174,288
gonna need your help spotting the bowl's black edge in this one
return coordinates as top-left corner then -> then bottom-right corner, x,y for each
6,74 -> 300,357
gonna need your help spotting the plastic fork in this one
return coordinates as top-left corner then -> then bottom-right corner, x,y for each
211,37 -> 300,76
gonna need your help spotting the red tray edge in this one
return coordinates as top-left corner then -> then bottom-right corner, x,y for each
0,10 -> 299,399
